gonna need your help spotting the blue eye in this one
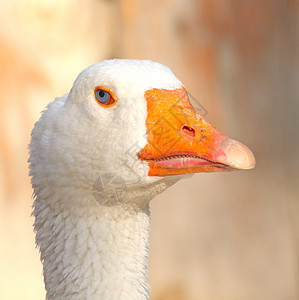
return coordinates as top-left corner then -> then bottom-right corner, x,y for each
96,89 -> 110,104
94,87 -> 116,107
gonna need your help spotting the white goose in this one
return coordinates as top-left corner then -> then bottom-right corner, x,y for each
29,59 -> 255,300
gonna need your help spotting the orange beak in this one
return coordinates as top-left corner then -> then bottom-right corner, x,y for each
138,88 -> 255,176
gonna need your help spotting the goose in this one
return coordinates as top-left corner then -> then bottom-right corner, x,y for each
29,59 -> 255,300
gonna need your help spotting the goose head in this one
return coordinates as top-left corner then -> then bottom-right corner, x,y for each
30,59 -> 255,207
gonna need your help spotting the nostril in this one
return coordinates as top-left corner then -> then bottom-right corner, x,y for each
182,125 -> 196,137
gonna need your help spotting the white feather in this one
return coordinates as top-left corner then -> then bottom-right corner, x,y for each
29,59 -> 183,299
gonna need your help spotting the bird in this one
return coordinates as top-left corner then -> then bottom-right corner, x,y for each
28,59 -> 255,300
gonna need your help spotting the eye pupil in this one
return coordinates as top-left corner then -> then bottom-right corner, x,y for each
99,90 -> 105,98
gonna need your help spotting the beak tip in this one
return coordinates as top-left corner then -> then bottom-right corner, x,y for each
222,139 -> 256,170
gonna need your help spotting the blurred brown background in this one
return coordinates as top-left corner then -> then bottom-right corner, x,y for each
0,0 -> 298,299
